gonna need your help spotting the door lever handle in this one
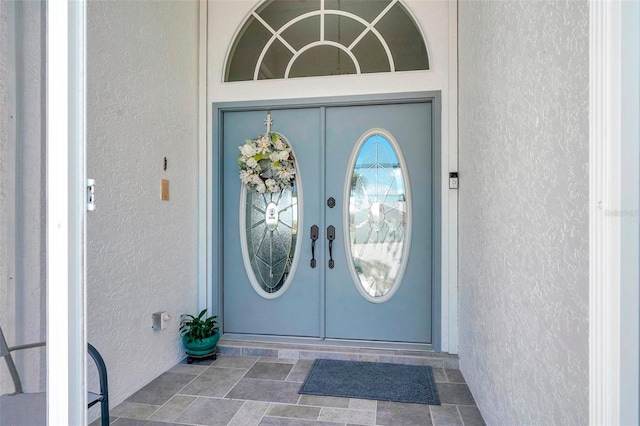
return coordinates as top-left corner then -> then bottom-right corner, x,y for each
310,225 -> 319,268
327,225 -> 335,269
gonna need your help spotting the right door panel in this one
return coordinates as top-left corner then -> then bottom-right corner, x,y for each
325,103 -> 433,344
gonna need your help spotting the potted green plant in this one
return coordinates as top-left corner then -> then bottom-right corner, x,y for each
180,309 -> 220,362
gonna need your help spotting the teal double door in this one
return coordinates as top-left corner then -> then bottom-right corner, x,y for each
222,101 -> 433,344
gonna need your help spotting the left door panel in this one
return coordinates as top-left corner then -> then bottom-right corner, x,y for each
223,108 -> 322,337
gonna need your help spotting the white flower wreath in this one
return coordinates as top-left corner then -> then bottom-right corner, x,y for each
237,132 -> 296,194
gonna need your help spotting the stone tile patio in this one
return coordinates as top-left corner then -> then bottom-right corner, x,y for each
96,345 -> 485,426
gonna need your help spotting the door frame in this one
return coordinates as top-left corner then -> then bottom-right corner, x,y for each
210,91 -> 442,350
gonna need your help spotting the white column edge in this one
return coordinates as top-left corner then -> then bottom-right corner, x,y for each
589,0 -> 621,424
446,0 -> 459,355
69,0 -> 87,423
198,0 -> 210,314
47,1 -> 87,423
47,0 -> 70,423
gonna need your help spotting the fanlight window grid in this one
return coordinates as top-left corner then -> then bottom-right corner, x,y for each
345,131 -> 411,303
240,135 -> 301,299
226,0 -> 429,81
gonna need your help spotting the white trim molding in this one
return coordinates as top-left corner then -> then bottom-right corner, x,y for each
198,0 -> 210,315
47,0 -> 88,424
589,0 -> 621,424
445,0 -> 458,355
47,0 -> 71,422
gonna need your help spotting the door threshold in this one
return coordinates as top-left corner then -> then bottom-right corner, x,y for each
218,334 -> 458,369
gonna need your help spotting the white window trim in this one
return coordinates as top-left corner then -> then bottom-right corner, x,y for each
249,4 -> 397,80
226,0 -> 432,82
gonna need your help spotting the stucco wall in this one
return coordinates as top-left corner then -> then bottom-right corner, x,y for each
0,0 -> 47,395
0,0 -> 9,394
458,1 -> 589,424
87,0 -> 199,410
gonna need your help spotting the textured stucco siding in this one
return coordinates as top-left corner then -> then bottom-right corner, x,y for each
0,0 -> 9,394
0,0 -> 47,395
87,0 -> 199,410
458,1 -> 589,424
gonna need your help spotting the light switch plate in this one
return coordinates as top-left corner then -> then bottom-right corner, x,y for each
161,179 -> 170,201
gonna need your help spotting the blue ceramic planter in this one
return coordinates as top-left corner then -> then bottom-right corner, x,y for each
182,331 -> 220,356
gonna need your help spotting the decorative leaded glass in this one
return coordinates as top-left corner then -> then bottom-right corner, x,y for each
347,132 -> 409,301
243,185 -> 299,296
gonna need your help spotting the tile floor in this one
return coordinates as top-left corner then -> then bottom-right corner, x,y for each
98,352 -> 485,426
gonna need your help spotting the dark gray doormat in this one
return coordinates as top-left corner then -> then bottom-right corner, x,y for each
298,359 -> 440,405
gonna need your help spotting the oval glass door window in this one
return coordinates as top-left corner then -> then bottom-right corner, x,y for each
240,138 -> 300,299
345,130 -> 411,303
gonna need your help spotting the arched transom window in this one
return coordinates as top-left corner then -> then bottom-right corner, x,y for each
225,0 -> 429,81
